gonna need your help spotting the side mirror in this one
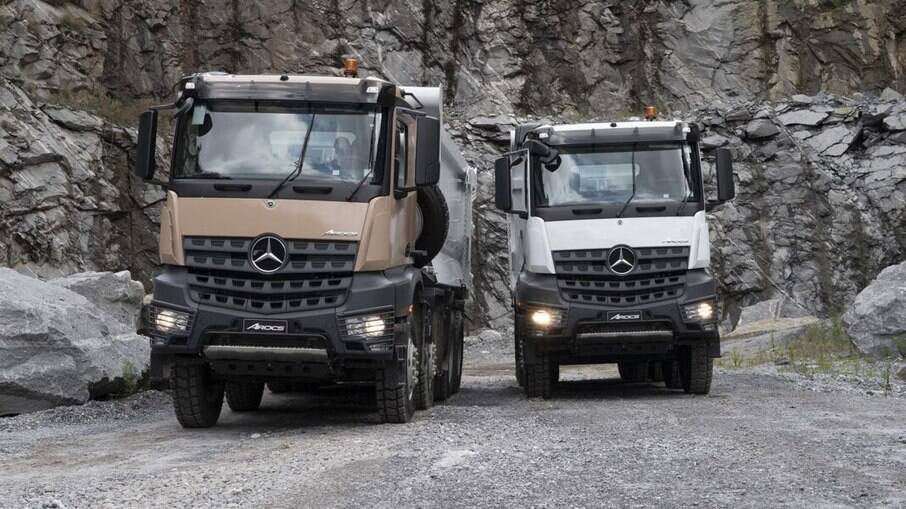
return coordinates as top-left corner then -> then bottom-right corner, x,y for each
415,115 -> 440,186
135,110 -> 158,180
523,139 -> 560,171
715,148 -> 735,202
494,157 -> 512,211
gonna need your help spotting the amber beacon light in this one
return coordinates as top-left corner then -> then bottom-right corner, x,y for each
343,57 -> 359,78
644,105 -> 657,120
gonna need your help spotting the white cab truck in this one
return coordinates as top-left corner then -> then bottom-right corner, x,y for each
133,64 -> 474,427
494,114 -> 735,398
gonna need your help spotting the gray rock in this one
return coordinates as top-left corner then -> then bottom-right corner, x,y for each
0,269 -> 149,414
50,271 -> 145,329
843,261 -> 906,358
477,329 -> 503,343
883,113 -> 906,131
700,134 -> 729,149
777,109 -> 828,127
745,119 -> 780,140
723,316 -> 825,357
879,87 -> 904,102
806,125 -> 856,156
42,106 -> 103,132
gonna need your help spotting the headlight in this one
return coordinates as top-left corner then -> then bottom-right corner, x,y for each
342,314 -> 391,338
524,306 -> 565,333
149,305 -> 192,334
681,299 -> 717,323
531,310 -> 553,327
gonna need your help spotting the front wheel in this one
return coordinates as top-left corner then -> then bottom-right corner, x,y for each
524,346 -> 553,399
514,323 -> 525,387
171,363 -> 224,428
376,312 -> 418,423
680,344 -> 713,395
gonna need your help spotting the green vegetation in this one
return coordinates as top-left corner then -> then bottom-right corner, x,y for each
120,362 -> 150,396
718,316 -> 901,394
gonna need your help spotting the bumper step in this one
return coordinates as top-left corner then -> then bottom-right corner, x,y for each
203,345 -> 329,363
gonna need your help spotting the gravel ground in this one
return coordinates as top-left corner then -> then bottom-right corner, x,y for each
1,334 -> 905,509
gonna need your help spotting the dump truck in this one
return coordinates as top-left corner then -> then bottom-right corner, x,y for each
494,109 -> 735,398
134,61 -> 473,427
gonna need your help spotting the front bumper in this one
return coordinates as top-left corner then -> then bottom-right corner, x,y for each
144,266 -> 416,381
515,270 -> 720,361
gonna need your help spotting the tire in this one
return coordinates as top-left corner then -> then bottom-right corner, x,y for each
680,344 -> 713,395
434,309 -> 453,402
450,310 -> 464,394
618,362 -> 648,382
170,363 -> 224,429
524,348 -> 553,399
514,322 -> 525,387
225,382 -> 264,412
662,361 -> 683,389
551,362 -> 560,384
413,185 -> 449,268
376,311 -> 417,423
267,381 -> 291,394
413,303 -> 435,410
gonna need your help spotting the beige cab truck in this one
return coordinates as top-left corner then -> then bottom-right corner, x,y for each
134,68 -> 473,427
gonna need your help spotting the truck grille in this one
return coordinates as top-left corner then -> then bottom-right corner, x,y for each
183,237 -> 357,314
553,247 -> 689,307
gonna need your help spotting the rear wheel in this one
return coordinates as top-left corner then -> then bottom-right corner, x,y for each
225,382 -> 264,412
618,362 -> 648,382
434,309 -> 454,402
413,303 -> 435,410
680,344 -> 713,394
450,310 -> 464,394
267,381 -> 291,394
662,361 -> 683,389
171,363 -> 224,429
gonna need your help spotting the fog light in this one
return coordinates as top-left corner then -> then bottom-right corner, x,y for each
531,310 -> 553,327
150,306 -> 191,334
681,299 -> 717,323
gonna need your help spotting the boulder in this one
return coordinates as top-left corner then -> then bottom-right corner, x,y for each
745,119 -> 780,140
843,261 -> 906,358
50,271 -> 145,329
723,316 -> 825,357
0,269 -> 149,415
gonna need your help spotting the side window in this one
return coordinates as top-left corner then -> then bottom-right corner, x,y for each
394,121 -> 408,191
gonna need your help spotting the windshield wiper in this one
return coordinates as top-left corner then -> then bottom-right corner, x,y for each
268,113 -> 316,199
616,143 -> 637,219
346,168 -> 374,201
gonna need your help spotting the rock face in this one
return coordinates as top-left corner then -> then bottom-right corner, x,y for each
843,262 -> 906,358
0,269 -> 149,415
0,0 -> 905,329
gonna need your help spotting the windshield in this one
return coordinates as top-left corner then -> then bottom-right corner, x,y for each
534,143 -> 697,207
174,101 -> 382,182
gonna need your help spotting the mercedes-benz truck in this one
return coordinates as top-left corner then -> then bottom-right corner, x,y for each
494,110 -> 735,398
134,61 -> 473,426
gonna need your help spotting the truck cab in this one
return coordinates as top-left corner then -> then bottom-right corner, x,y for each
134,65 -> 473,427
495,113 -> 735,398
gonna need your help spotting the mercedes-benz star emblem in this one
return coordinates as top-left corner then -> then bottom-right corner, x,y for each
249,235 -> 287,273
607,246 -> 636,276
